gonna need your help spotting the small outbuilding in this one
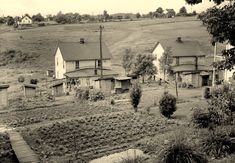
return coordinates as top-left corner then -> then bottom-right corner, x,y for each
0,84 -> 9,109
94,77 -> 115,94
114,77 -> 132,93
46,69 -> 54,77
49,81 -> 65,97
23,84 -> 37,98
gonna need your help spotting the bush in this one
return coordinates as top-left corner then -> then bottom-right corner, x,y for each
130,82 -> 142,112
160,142 -> 208,163
120,156 -> 146,163
192,107 -> 222,128
182,82 -> 187,88
30,79 -> 38,85
89,90 -> 105,102
18,76 -> 25,83
159,92 -> 176,118
75,87 -> 90,101
202,130 -> 234,158
110,99 -> 115,105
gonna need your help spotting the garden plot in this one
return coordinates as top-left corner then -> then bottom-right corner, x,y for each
21,112 -> 176,162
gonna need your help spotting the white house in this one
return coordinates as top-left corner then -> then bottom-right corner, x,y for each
54,39 -> 118,88
152,42 -> 165,79
17,14 -> 33,25
224,44 -> 235,82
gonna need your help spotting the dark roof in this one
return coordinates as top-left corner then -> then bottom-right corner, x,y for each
0,84 -> 9,89
64,68 -> 118,78
49,81 -> 64,88
57,42 -> 112,61
154,39 -> 206,57
23,84 -> 38,88
172,65 -> 212,73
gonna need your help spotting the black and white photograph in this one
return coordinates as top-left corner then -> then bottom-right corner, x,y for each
0,0 -> 235,162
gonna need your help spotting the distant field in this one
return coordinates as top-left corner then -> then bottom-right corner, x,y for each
0,16 -> 221,87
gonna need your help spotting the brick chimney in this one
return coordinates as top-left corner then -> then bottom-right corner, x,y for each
80,38 -> 85,44
176,37 -> 183,43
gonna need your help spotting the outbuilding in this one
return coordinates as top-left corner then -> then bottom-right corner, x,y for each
49,81 -> 65,97
0,84 -> 9,109
23,84 -> 37,98
94,77 -> 115,94
114,77 -> 132,93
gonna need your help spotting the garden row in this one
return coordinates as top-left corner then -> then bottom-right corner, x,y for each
22,112 -> 174,162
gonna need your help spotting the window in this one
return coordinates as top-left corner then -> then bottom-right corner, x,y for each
57,58 -> 58,66
176,57 -> 179,65
98,60 -> 101,67
75,61 -> 79,69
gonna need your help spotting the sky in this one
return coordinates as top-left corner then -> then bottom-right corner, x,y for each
0,0 -> 216,16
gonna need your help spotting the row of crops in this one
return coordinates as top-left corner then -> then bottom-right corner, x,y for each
22,112 -> 172,162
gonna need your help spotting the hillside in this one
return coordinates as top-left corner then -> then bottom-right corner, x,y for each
0,16 -> 223,84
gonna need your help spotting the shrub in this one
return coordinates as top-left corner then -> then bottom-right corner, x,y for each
75,87 -> 89,101
192,107 -> 222,128
202,130 -> 234,158
18,76 -> 25,83
110,99 -> 115,105
160,142 -> 208,163
130,82 -> 142,112
89,90 -> 105,102
30,79 -> 38,85
182,82 -> 187,88
120,156 -> 146,163
159,92 -> 176,118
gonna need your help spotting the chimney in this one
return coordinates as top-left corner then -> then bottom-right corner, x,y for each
176,37 -> 183,43
80,38 -> 85,44
94,69 -> 97,75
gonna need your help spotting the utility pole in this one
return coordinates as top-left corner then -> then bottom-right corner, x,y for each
99,25 -> 104,79
212,42 -> 217,87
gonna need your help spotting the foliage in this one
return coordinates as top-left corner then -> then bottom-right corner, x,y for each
178,6 -> 187,16
6,16 -> 14,26
0,133 -> 15,162
122,49 -> 134,75
130,82 -> 142,111
32,13 -> 44,22
166,9 -> 176,18
75,87 -> 90,101
185,0 -> 229,5
159,91 -> 177,118
136,13 -> 141,19
120,156 -> 146,163
18,76 -> 25,83
89,90 -> 105,102
132,54 -> 157,82
54,11 -> 81,24
155,7 -> 164,17
202,129 -> 235,158
160,142 -> 208,163
103,10 -> 109,22
158,47 -> 173,79
30,79 -> 38,85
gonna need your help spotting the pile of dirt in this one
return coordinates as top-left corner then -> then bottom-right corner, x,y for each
0,49 -> 40,66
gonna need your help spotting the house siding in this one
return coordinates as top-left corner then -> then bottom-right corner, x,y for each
0,89 -> 8,109
55,48 -> 66,79
173,56 -> 205,66
152,44 -> 164,79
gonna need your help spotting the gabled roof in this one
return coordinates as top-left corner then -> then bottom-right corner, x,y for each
56,42 -> 112,61
0,84 -> 9,89
64,68 -> 118,78
153,38 -> 207,57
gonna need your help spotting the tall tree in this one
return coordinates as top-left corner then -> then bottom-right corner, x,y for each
103,10 -> 109,22
179,6 -> 187,16
6,16 -> 14,26
122,49 -> 134,75
133,54 -> 157,83
166,9 -> 176,18
136,13 -> 141,19
32,13 -> 44,22
155,7 -> 164,17
158,47 -> 173,80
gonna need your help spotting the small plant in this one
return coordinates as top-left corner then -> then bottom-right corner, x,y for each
75,87 -> 90,101
202,129 -> 234,158
130,82 -> 142,112
110,99 -> 115,105
159,91 -> 176,118
18,76 -> 25,83
120,155 -> 146,163
89,90 -> 105,102
30,79 -> 38,85
160,142 -> 208,163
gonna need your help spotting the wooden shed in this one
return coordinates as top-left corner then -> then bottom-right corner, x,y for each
49,81 -> 65,97
115,77 -> 132,93
0,84 -> 9,109
23,84 -> 37,98
94,77 -> 115,93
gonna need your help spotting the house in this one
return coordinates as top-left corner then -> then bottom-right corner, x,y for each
153,37 -> 214,87
49,81 -> 65,97
114,77 -> 132,93
23,84 -> 37,98
0,84 -> 9,109
224,44 -> 235,83
54,38 -> 118,90
17,14 -> 33,26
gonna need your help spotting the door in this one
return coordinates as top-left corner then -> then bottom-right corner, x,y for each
202,75 -> 209,86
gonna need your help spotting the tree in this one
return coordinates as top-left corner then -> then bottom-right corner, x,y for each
122,49 -> 134,75
32,13 -> 44,22
166,9 -> 176,18
136,13 -> 141,19
6,16 -> 14,26
184,0 -> 235,70
133,54 -> 157,83
130,82 -> 142,112
158,47 -> 173,80
155,7 -> 164,17
103,10 -> 109,22
178,6 -> 187,16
